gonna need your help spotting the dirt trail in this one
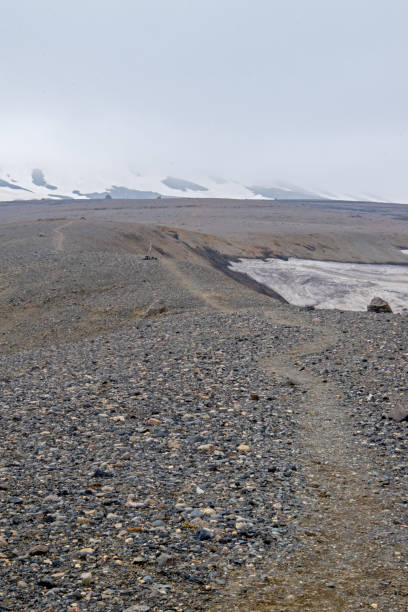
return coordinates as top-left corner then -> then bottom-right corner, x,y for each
154,268 -> 407,609
161,258 -> 235,313
223,309 -> 407,611
52,220 -> 75,251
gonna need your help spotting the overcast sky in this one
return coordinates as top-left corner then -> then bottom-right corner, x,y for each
1,0 -> 407,200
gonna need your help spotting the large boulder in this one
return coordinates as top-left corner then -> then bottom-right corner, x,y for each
367,297 -> 392,313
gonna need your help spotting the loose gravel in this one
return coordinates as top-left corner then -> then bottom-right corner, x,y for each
0,312 -> 306,611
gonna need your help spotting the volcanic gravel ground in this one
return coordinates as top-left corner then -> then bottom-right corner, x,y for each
1,214 -> 408,610
239,308 -> 408,612
299,313 -> 408,462
0,249 -> 203,356
300,310 -> 408,496
0,312 -> 306,611
0,220 -> 276,357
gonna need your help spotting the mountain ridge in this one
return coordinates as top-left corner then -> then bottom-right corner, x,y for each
0,165 -> 388,203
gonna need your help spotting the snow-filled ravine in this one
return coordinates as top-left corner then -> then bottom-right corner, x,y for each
229,257 -> 408,313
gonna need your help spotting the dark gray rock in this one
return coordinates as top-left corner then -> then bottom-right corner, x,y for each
390,406 -> 408,422
367,297 -> 393,313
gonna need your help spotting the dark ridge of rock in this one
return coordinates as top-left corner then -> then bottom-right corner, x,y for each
31,169 -> 57,191
194,246 -> 288,303
0,178 -> 32,192
73,186 -> 162,199
249,184 -> 322,200
162,176 -> 208,192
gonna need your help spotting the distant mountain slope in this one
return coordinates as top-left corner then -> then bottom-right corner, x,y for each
0,177 -> 32,192
249,184 -> 323,200
162,176 -> 208,192
0,167 -> 262,201
0,164 -> 387,203
73,186 -> 161,199
31,169 -> 57,191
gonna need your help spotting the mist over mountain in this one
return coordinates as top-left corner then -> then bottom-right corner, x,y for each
1,1 -> 407,204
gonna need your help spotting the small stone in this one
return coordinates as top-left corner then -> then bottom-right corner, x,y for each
132,556 -> 147,565
9,497 -> 23,504
190,509 -> 204,518
191,517 -> 206,527
157,553 -> 172,568
79,547 -> 94,558
44,494 -> 60,502
202,507 -> 216,516
0,535 -> 8,547
237,444 -> 250,453
197,444 -> 213,451
29,544 -> 49,556
250,393 -> 259,400
37,576 -> 56,589
148,418 -> 160,425
126,494 -> 140,508
142,575 -> 153,583
195,528 -> 213,541
93,468 -> 113,478
390,406 -> 408,422
80,571 -> 93,586
17,580 -> 28,589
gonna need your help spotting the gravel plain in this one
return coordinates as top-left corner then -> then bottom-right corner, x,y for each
0,311 -> 307,611
0,201 -> 407,610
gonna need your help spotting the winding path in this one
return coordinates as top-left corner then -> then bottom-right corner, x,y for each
157,259 -> 407,609
161,258 -> 235,312
52,220 -> 75,251
224,309 -> 408,610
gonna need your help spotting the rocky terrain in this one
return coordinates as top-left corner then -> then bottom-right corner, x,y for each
0,198 -> 407,611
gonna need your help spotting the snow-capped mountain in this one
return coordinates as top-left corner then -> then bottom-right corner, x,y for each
0,164 -> 388,203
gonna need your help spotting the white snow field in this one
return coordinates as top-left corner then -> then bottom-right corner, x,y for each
229,257 -> 408,313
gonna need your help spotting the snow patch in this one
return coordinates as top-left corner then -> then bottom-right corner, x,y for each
229,257 -> 408,313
